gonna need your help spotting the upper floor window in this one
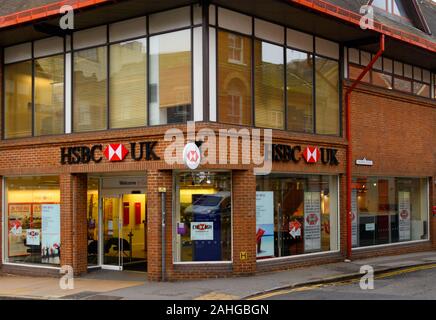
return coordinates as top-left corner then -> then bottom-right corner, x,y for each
4,55 -> 65,139
372,0 -> 408,18
228,34 -> 244,64
347,48 -> 433,99
217,26 -> 340,136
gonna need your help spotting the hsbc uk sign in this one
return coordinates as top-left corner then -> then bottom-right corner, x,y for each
60,142 -> 160,165
269,144 -> 339,165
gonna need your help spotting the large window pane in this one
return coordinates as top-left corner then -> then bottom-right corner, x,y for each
150,30 -> 192,125
110,39 -> 147,129
34,55 -> 64,136
394,77 -> 412,93
287,49 -> 313,133
218,31 -> 252,125
256,174 -> 338,259
175,172 -> 232,262
74,47 -> 108,132
6,176 -> 60,265
315,57 -> 339,135
255,41 -> 284,129
4,61 -> 32,139
353,177 -> 428,248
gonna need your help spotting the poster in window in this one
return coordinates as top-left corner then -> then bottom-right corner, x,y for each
26,229 -> 41,246
304,192 -> 321,252
351,189 -> 358,247
191,222 -> 214,241
8,204 -> 32,257
256,191 -> 274,258
398,191 -> 411,242
41,204 -> 61,265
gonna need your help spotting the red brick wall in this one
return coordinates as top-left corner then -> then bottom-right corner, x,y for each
60,173 -> 88,275
347,82 -> 436,257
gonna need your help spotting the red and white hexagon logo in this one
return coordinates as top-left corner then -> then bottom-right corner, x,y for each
103,144 -> 128,162
302,146 -> 320,163
183,143 -> 201,170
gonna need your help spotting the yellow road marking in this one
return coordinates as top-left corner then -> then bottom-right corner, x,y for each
247,263 -> 436,300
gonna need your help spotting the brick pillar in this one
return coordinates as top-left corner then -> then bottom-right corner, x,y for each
60,173 -> 88,275
232,170 -> 256,275
339,174 -> 348,258
0,175 -> 3,270
430,176 -> 435,248
147,170 -> 173,281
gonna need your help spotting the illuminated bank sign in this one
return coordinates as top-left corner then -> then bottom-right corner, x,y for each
269,144 -> 339,165
60,142 -> 160,165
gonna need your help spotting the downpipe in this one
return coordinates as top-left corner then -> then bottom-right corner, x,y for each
345,35 -> 385,260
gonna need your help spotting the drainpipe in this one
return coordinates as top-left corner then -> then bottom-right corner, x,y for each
345,34 -> 385,260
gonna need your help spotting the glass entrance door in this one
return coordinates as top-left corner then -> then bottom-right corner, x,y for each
101,193 -> 147,271
102,196 -> 123,270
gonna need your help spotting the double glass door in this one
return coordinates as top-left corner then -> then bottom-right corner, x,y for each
102,194 -> 147,271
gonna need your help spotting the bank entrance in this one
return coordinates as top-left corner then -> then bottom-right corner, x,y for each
88,176 -> 148,272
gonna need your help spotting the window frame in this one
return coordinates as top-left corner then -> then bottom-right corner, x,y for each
214,8 -> 341,137
254,172 -> 341,262
346,48 -> 435,101
172,170 -> 234,264
2,175 -> 62,268
2,4 -> 201,139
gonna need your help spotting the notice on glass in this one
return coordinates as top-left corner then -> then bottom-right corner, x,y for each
8,204 -> 32,257
41,204 -> 61,265
26,229 -> 41,246
304,192 -> 321,252
191,222 -> 214,241
398,191 -> 411,241
351,189 -> 358,247
256,192 -> 274,258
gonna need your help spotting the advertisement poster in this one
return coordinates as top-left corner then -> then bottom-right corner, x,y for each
256,192 -> 274,258
304,192 -> 321,252
41,204 -> 61,264
8,204 -> 32,257
351,189 -> 358,247
398,191 -> 411,241
26,229 -> 41,246
191,222 -> 214,241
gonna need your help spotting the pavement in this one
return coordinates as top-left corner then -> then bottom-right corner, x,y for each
1,251 -> 436,300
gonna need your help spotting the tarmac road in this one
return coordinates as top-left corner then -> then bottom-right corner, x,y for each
252,265 -> 436,300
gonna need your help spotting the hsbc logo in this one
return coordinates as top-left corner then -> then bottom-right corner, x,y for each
303,146 -> 320,163
306,213 -> 319,226
104,144 -> 128,162
270,144 -> 339,165
183,143 -> 201,170
60,141 -> 160,165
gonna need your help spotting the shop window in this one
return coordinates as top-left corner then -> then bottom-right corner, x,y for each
255,41 -> 284,129
175,172 -> 232,262
256,174 -> 339,259
149,29 -> 192,125
218,30 -> 252,125
315,57 -> 339,135
286,49 -> 313,133
352,177 -> 429,248
110,38 -> 147,129
5,176 -> 60,265
34,55 -> 65,136
4,61 -> 33,139
73,46 -> 108,132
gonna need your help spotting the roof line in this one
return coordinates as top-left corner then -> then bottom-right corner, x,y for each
288,0 -> 436,53
0,0 -> 113,29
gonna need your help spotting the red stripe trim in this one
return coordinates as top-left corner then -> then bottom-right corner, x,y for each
0,0 -> 112,29
289,0 -> 436,53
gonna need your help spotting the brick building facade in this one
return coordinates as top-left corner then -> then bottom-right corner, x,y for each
0,0 -> 434,281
